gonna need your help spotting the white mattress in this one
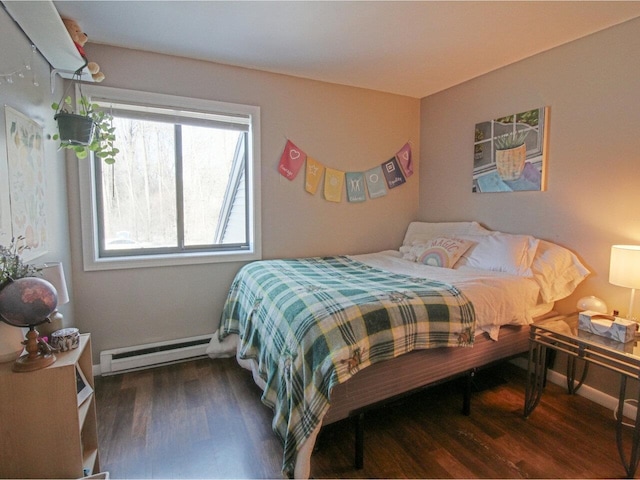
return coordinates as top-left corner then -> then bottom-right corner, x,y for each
349,250 -> 550,341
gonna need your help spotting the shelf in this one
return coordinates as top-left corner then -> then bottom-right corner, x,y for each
2,0 -> 94,89
0,334 -> 100,478
83,448 -> 99,476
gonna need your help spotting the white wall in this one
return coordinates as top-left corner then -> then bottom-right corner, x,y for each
419,17 -> 640,395
0,8 -> 74,333
67,44 -> 420,361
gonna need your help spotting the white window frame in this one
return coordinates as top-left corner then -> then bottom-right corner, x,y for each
78,85 -> 262,271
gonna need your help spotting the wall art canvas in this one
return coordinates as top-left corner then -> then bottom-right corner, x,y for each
473,106 -> 549,193
4,106 -> 47,260
0,145 -> 11,246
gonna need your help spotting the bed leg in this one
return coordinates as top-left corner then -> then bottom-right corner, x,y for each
354,412 -> 364,469
463,370 -> 475,416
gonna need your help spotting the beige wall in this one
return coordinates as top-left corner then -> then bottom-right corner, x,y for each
5,3 -> 637,398
68,45 -> 420,361
420,17 -> 640,394
0,9 -> 74,332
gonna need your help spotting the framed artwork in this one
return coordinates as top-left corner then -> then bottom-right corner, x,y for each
3,106 -> 47,260
0,148 -> 11,246
473,106 -> 549,193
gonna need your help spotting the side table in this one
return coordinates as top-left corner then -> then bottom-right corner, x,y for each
524,313 -> 640,478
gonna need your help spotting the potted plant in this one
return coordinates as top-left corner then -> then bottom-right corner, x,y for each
52,89 -> 118,165
494,130 -> 529,181
0,237 -> 40,363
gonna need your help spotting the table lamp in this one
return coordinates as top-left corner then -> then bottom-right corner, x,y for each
41,262 -> 69,323
609,245 -> 640,320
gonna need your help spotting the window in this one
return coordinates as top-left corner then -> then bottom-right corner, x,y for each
78,85 -> 261,270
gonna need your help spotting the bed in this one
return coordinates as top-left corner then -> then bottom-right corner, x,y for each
207,221 -> 589,478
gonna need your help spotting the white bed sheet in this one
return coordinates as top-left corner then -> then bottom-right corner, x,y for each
349,250 -> 547,341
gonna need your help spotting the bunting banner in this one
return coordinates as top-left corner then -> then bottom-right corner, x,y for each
365,165 -> 388,199
324,168 -> 345,202
305,156 -> 325,194
382,157 -> 406,189
278,139 -> 412,203
396,142 -> 413,177
346,172 -> 366,203
278,139 -> 306,180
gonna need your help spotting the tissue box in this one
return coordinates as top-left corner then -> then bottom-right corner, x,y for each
578,310 -> 637,343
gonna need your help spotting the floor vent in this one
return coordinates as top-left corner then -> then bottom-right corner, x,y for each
100,334 -> 213,375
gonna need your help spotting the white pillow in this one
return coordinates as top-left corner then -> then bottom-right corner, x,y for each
403,237 -> 475,268
402,221 -> 490,247
531,240 -> 590,303
456,232 -> 540,276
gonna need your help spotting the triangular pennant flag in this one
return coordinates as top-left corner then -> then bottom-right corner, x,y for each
395,142 -> 413,177
278,139 -> 306,180
346,172 -> 366,203
381,157 -> 406,189
324,168 -> 345,202
305,157 -> 325,194
365,165 -> 387,199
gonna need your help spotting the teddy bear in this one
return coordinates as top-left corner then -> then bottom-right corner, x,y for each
62,17 -> 105,82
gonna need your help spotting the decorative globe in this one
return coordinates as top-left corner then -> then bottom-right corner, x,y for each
0,277 -> 58,327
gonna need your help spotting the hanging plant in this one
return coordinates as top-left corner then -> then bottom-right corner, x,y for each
51,73 -> 118,164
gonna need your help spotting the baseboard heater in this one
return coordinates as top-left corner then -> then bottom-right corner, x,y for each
100,334 -> 214,375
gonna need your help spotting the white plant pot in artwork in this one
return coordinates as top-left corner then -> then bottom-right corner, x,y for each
496,143 -> 526,181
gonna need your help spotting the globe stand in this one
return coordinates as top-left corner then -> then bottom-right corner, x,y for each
13,326 -> 56,373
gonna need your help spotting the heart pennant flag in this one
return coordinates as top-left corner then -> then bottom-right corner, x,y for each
278,140 -> 306,180
395,142 -> 413,177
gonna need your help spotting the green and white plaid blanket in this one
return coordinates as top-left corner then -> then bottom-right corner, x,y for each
218,256 -> 475,476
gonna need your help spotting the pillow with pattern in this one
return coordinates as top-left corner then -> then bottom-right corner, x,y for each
406,237 -> 475,268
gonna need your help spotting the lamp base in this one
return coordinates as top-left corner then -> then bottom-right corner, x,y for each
12,327 -> 56,373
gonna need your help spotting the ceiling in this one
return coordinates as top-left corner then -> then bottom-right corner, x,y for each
53,1 -> 640,98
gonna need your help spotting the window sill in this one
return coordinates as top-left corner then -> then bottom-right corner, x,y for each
82,248 -> 261,271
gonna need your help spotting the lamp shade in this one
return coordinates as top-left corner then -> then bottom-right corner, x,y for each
609,245 -> 640,289
41,262 -> 69,306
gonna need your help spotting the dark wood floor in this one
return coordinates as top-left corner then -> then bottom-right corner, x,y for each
94,357 -> 637,478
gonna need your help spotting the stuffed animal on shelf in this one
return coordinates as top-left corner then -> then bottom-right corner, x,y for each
62,17 -> 105,82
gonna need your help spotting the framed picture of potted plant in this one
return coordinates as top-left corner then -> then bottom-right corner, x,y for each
472,106 -> 549,193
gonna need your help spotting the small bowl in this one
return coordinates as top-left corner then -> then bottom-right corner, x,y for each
51,328 -> 80,352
